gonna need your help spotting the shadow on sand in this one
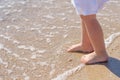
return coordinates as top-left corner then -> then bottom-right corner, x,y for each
73,52 -> 120,78
105,57 -> 120,78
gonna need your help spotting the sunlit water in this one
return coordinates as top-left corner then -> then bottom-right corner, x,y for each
0,0 -> 120,80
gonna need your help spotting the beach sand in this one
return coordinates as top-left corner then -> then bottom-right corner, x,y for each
0,0 -> 120,80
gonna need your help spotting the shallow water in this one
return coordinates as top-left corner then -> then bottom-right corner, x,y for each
0,0 -> 120,80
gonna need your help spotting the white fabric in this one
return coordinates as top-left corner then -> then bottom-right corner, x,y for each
71,0 -> 108,15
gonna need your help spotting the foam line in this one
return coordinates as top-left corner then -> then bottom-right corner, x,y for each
0,34 -> 46,54
0,34 -> 20,44
51,64 -> 85,80
51,32 -> 120,80
105,32 -> 120,48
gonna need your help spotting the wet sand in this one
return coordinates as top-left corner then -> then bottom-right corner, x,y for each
0,0 -> 120,80
67,37 -> 120,80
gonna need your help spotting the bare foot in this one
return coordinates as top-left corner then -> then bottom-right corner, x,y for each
67,43 -> 94,53
80,52 -> 109,65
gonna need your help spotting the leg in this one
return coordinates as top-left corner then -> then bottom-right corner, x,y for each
81,20 -> 94,51
67,18 -> 94,53
80,14 -> 108,64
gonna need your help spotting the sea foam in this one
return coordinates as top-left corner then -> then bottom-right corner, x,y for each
51,64 -> 85,80
105,32 -> 120,48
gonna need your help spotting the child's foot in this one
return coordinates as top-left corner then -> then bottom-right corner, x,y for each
67,43 -> 94,53
80,52 -> 109,65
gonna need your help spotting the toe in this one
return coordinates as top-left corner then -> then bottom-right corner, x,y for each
67,47 -> 74,52
67,45 -> 78,52
80,55 -> 88,64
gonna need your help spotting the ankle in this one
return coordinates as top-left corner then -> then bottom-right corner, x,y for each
95,51 -> 108,57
